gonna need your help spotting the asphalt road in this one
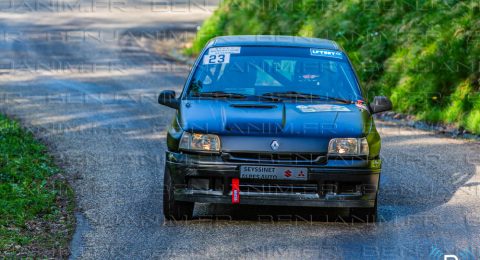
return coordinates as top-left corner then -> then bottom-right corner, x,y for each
1,2 -> 480,259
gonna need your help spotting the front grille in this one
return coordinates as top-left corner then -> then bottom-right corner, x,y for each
224,152 -> 326,164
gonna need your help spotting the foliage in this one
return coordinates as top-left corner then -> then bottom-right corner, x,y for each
189,0 -> 480,133
0,114 -> 75,258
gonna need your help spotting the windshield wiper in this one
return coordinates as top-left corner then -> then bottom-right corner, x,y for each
257,95 -> 282,102
262,91 -> 354,104
192,91 -> 247,99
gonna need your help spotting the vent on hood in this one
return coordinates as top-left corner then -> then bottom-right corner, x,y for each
230,104 -> 277,109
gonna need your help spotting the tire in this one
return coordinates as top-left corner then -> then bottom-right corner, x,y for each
349,199 -> 378,223
163,166 -> 194,220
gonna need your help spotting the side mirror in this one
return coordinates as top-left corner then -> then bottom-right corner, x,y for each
158,90 -> 179,109
369,96 -> 392,114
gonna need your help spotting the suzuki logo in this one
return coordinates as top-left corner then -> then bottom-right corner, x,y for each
271,140 -> 280,150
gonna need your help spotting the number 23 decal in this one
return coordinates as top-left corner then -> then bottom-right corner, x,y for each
203,53 -> 230,64
209,54 -> 225,63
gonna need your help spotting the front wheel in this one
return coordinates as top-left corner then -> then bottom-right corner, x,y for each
163,166 -> 194,220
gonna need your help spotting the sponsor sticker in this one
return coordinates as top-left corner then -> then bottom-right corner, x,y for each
310,48 -> 344,59
296,104 -> 351,113
208,47 -> 241,55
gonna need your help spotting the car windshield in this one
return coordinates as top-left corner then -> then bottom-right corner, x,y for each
186,46 -> 362,101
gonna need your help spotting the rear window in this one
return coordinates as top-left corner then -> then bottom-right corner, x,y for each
186,46 -> 362,101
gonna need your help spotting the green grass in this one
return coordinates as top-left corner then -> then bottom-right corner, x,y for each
189,0 -> 480,134
0,114 -> 75,258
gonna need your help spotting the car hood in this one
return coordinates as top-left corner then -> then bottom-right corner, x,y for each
179,100 -> 371,137
176,100 -> 374,153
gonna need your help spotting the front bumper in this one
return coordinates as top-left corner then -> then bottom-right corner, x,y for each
166,151 -> 381,208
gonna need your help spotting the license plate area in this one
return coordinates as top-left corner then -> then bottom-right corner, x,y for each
240,166 -> 308,181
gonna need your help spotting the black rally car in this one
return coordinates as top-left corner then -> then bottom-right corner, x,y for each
158,35 -> 392,221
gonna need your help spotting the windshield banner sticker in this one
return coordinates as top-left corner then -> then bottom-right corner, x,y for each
203,53 -> 231,64
208,47 -> 241,55
297,104 -> 351,113
310,49 -> 344,59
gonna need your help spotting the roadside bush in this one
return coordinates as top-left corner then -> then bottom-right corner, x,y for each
189,0 -> 480,134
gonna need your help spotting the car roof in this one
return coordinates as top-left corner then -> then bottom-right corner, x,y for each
207,35 -> 340,51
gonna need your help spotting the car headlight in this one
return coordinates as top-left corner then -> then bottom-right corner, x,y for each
328,138 -> 369,156
179,132 -> 221,152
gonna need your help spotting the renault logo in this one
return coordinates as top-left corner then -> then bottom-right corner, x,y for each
271,140 -> 280,151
